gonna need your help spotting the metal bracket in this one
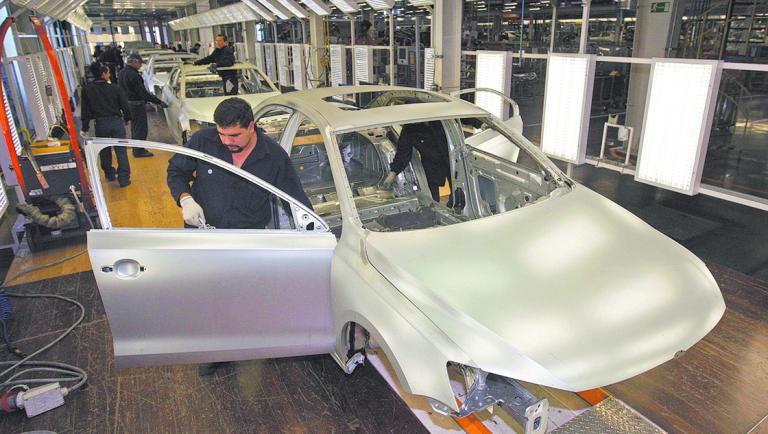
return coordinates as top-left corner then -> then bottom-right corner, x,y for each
343,352 -> 365,374
430,372 -> 549,434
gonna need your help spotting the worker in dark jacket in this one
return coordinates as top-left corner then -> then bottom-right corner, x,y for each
118,53 -> 168,157
167,97 -> 311,229
81,62 -> 132,187
98,44 -> 122,84
193,34 -> 238,95
383,121 -> 451,203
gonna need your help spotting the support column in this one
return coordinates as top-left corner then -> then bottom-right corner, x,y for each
624,0 -> 685,150
579,0 -> 591,54
432,0 -> 461,93
309,13 -> 326,86
244,20 -> 256,62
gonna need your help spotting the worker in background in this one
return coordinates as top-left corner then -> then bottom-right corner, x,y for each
118,53 -> 168,158
167,97 -> 311,230
193,34 -> 237,95
98,44 -> 122,84
383,120 -> 452,204
81,62 -> 132,187
357,20 -> 376,45
190,43 -> 201,54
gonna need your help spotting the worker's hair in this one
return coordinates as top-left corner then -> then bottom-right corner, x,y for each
89,62 -> 108,79
214,98 -> 253,129
216,34 -> 227,41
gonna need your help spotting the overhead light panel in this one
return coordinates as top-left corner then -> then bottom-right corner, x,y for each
365,0 -> 395,9
302,0 -> 332,15
635,59 -> 721,195
256,0 -> 293,20
475,51 -> 512,120
409,0 -> 434,5
280,0 -> 310,18
540,54 -> 595,164
243,0 -> 276,20
329,0 -> 360,12
169,3 -> 259,30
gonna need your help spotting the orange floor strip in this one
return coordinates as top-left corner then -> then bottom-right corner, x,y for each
577,388 -> 611,405
453,398 -> 492,434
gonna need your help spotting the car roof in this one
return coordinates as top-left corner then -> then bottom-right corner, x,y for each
265,86 -> 490,133
180,62 -> 259,75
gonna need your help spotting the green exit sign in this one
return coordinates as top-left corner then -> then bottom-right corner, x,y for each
651,2 -> 670,12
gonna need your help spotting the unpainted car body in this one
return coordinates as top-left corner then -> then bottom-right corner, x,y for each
85,86 -> 725,417
141,53 -> 198,95
160,62 -> 279,144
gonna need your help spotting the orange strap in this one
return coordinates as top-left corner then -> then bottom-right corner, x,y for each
577,388 -> 611,405
453,398 -> 492,434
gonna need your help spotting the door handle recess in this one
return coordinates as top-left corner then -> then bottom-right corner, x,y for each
102,259 -> 145,279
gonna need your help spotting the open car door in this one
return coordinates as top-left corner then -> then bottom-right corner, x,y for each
84,139 -> 336,368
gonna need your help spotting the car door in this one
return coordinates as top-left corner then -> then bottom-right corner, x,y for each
84,138 -> 337,368
162,69 -> 183,143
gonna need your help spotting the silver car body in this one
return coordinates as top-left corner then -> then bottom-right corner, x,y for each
85,86 -> 725,414
141,53 -> 198,95
160,62 -> 279,143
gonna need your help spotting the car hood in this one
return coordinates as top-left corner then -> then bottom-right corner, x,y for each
182,92 -> 280,123
364,185 -> 725,391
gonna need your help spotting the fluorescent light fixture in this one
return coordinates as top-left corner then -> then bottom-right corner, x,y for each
329,0 -> 360,12
256,0 -> 292,20
635,59 -> 721,195
169,3 -> 260,30
423,48 -> 435,90
409,0 -> 434,5
365,0 -> 395,9
292,43 -> 305,89
254,43 -> 266,71
540,54 -> 595,164
354,46 -> 373,85
242,0 -> 276,20
302,0 -> 332,15
280,0 -> 310,18
330,45 -> 346,86
276,44 -> 291,86
264,44 -> 278,81
475,51 -> 512,120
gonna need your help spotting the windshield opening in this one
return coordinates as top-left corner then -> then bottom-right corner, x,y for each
334,117 -> 566,232
184,68 -> 274,98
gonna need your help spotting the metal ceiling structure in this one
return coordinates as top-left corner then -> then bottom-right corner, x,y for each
10,0 -> 89,20
168,2 -> 261,30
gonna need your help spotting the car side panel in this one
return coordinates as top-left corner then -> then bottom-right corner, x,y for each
330,233 -> 473,412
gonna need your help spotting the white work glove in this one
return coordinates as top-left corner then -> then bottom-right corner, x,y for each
180,195 -> 206,227
382,171 -> 397,188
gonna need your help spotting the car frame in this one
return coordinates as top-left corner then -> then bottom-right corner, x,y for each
84,86 -> 725,419
159,62 -> 279,144
141,52 -> 199,96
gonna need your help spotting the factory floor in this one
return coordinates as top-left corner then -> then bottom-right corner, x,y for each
0,110 -> 766,433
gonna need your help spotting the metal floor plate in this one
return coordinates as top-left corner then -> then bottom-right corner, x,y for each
552,397 -> 664,434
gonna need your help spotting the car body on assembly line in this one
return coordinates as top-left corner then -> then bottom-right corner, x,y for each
141,52 -> 199,96
84,86 -> 725,419
159,62 -> 279,144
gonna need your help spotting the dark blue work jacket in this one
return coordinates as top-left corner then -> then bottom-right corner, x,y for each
167,127 -> 312,229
